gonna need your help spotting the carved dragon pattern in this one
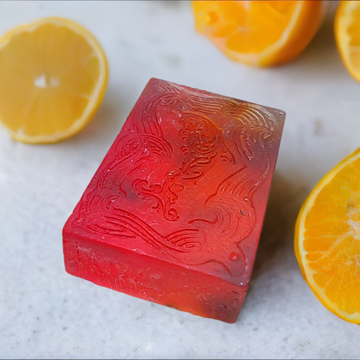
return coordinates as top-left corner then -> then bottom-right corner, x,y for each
78,81 -> 279,278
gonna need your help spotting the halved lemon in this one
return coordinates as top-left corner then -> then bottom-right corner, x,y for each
192,1 -> 328,67
0,17 -> 108,143
335,1 -> 360,82
295,148 -> 360,324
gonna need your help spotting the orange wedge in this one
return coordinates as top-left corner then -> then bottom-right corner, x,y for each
192,1 -> 328,67
335,1 -> 360,82
295,148 -> 360,324
0,17 -> 108,143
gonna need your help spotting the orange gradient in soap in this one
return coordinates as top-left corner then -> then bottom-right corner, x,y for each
63,79 -> 285,323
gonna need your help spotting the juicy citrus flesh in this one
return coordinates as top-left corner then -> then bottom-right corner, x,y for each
335,1 -> 360,82
295,148 -> 360,324
192,1 -> 327,67
0,17 -> 108,143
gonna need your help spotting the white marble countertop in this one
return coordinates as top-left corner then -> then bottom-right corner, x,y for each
1,1 -> 360,358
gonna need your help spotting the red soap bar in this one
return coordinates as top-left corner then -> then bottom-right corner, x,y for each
63,78 -> 285,323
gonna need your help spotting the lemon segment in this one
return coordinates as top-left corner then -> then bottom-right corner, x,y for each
0,17 -> 108,143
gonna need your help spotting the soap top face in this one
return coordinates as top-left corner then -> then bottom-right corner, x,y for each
66,78 -> 285,285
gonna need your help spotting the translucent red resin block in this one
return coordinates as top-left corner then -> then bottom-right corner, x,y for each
63,78 -> 285,323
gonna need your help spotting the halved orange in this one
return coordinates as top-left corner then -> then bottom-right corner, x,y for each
335,1 -> 360,82
192,1 -> 328,67
0,17 -> 108,143
295,148 -> 360,324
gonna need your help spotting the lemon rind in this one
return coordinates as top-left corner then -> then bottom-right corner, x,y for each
0,17 -> 108,144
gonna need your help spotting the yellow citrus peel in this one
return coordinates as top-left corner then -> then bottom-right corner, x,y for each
0,17 -> 108,143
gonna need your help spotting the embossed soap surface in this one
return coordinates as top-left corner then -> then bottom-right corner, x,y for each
63,78 -> 285,323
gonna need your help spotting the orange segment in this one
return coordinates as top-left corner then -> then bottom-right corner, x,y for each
0,17 -> 108,143
335,1 -> 360,82
295,148 -> 360,324
192,1 -> 328,67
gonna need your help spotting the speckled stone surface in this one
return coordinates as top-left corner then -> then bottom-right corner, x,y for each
1,1 -> 360,358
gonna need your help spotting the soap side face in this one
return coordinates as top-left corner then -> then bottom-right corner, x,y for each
63,78 -> 285,322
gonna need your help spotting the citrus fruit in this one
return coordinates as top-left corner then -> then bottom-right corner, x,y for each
0,17 -> 108,143
192,1 -> 328,67
335,1 -> 360,82
295,148 -> 360,324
